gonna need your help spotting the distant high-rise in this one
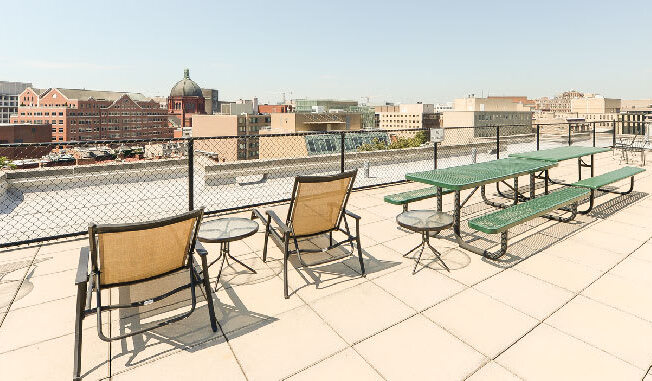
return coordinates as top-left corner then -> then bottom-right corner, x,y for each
0,81 -> 32,123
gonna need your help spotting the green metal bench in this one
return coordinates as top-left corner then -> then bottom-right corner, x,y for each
384,186 -> 453,211
467,187 -> 590,259
572,166 -> 646,214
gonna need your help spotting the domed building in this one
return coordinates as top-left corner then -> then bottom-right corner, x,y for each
168,69 -> 205,129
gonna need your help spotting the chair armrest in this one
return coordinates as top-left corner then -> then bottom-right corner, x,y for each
75,247 -> 90,285
344,209 -> 361,220
266,210 -> 290,234
251,208 -> 265,221
195,241 -> 209,257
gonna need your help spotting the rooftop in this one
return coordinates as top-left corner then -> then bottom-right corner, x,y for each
1,151 -> 651,380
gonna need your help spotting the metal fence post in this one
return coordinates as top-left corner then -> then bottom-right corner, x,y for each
340,132 -> 345,173
433,142 -> 438,169
536,124 -> 540,150
568,123 -> 572,146
188,138 -> 194,211
612,120 -> 617,147
593,121 -> 596,147
496,126 -> 500,159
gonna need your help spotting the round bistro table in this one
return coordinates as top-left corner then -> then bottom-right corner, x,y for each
396,210 -> 453,274
198,217 -> 259,289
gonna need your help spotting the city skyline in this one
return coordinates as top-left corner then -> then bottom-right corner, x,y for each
2,0 -> 651,104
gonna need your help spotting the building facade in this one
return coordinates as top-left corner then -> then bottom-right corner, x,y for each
375,103 -> 440,130
191,114 -> 271,161
168,69 -> 206,128
442,97 -> 533,137
0,81 -> 32,124
0,123 -> 53,159
201,89 -> 219,114
11,88 -> 170,142
258,104 -> 292,114
535,90 -> 584,113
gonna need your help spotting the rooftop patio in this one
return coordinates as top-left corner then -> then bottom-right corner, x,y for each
1,150 -> 651,380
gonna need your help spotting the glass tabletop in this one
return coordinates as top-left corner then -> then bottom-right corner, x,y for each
509,146 -> 610,162
406,157 -> 557,190
396,210 -> 453,232
198,217 -> 259,243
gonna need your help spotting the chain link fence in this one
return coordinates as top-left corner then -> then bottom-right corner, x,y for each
0,122 -> 642,247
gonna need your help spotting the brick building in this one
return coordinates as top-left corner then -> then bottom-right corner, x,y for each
258,104 -> 292,114
11,87 -> 170,142
0,123 -> 52,159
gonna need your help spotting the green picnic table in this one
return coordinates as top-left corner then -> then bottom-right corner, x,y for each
510,146 -> 610,190
406,157 -> 557,257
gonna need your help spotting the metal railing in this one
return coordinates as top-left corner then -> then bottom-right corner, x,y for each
0,120 -> 645,248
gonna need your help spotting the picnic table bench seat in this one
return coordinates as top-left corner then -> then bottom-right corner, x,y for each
572,166 -> 645,190
384,186 -> 454,210
468,187 -> 590,234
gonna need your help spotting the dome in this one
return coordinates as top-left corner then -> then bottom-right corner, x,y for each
170,69 -> 203,97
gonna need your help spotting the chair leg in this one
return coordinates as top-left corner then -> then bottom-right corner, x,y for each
200,255 -> 218,333
283,236 -> 290,299
355,219 -> 365,277
73,281 -> 87,381
262,215 -> 271,262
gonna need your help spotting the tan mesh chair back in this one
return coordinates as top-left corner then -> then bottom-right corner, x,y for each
93,211 -> 201,286
289,171 -> 356,237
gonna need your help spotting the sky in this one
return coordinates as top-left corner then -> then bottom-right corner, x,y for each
2,0 -> 651,105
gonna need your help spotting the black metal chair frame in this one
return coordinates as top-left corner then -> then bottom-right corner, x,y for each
73,208 -> 218,381
252,170 -> 365,299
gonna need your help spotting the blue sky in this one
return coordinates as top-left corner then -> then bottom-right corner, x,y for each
2,0 -> 650,104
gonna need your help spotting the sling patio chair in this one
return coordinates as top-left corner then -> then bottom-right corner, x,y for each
73,208 -> 218,381
252,170 -> 365,299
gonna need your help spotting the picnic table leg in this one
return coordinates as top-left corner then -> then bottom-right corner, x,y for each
436,186 -> 442,212
453,190 -> 461,237
578,158 -> 582,181
545,170 -> 549,194
591,154 -> 594,177
530,172 -> 536,199
513,177 -> 518,205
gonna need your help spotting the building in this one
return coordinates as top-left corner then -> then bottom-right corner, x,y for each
201,89 -> 219,114
270,112 -> 362,133
192,114 -> 271,161
258,104 -> 292,114
0,81 -> 32,123
487,96 -> 535,111
220,98 -> 259,115
375,103 -> 440,129
294,99 -> 375,129
565,96 -> 621,129
294,99 -> 358,113
0,123 -> 52,159
535,90 -> 584,113
442,97 -> 533,138
11,87 -> 170,142
168,69 -> 206,129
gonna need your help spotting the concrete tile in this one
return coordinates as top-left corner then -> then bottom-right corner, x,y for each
544,238 -> 626,271
547,295 -> 652,370
609,256 -> 652,287
354,315 -> 485,380
630,241 -> 652,263
310,282 -> 414,344
438,248 -> 503,286
215,275 -> 302,335
373,264 -> 465,311
583,273 -> 652,322
514,252 -> 602,292
0,296 -> 81,353
228,305 -> 347,381
424,288 -> 538,357
10,269 -> 76,310
496,324 -> 641,381
360,219 -> 409,244
286,348 -> 382,381
347,243 -> 408,279
474,269 -> 573,320
568,228 -> 644,255
111,337 -> 245,381
466,361 -> 521,381
0,330 -> 109,381
287,258 -> 368,303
